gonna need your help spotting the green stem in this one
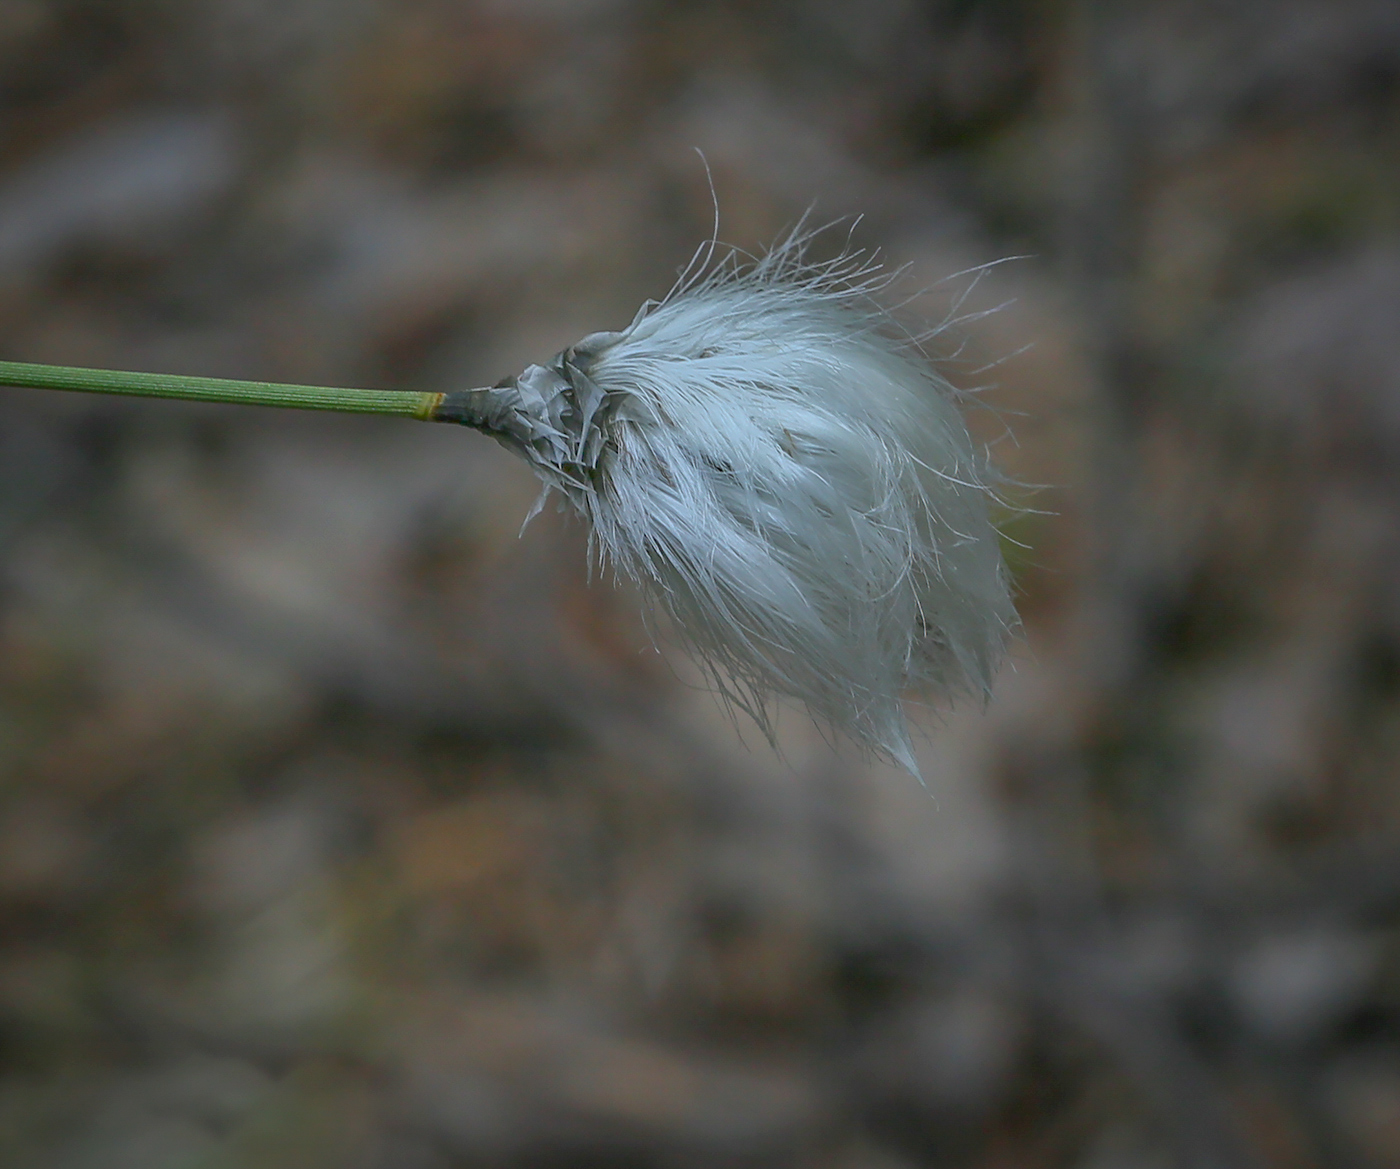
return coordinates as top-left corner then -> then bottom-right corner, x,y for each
0,360 -> 445,421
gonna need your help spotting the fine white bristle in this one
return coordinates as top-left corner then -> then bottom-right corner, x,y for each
450,224 -> 1017,776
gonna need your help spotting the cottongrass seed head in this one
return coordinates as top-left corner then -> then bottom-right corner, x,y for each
446,221 -> 1018,776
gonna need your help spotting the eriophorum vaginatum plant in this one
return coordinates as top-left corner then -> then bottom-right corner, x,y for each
0,222 -> 1017,777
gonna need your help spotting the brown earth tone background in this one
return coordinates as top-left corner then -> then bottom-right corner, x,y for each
2,2 -> 1400,1167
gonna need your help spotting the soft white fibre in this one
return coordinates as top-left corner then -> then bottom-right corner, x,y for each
454,227 -> 1016,774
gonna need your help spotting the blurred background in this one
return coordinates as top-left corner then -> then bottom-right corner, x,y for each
1,2 -> 1399,1166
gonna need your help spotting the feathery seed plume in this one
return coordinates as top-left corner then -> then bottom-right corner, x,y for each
434,225 -> 1017,775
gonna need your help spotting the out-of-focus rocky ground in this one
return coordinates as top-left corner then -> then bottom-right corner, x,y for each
2,2 -> 1400,1166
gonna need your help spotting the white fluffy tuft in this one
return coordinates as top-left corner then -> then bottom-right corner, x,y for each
459,224 -> 1017,775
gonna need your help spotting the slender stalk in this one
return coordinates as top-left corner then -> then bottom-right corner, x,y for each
0,360 -> 446,421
